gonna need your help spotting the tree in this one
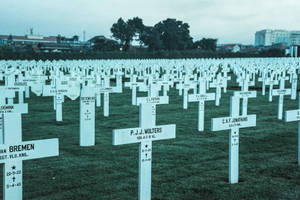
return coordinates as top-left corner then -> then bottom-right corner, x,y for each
193,38 -> 218,51
93,38 -> 120,52
259,48 -> 285,57
7,34 -> 13,45
154,18 -> 193,50
111,18 -> 135,51
127,17 -> 144,34
127,17 -> 145,46
140,26 -> 163,50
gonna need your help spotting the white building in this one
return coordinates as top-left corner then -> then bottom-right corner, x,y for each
254,29 -> 299,46
290,31 -> 300,45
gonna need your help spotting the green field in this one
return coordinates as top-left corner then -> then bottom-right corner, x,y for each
1,77 -> 300,200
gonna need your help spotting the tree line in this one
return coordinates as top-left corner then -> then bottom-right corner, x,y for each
0,48 -> 285,60
0,16 -> 286,60
93,17 -> 217,52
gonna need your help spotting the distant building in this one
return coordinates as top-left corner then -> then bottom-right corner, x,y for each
37,43 -> 72,53
254,29 -> 300,46
57,35 -> 79,44
0,34 -> 57,45
0,32 -> 90,52
290,31 -> 300,45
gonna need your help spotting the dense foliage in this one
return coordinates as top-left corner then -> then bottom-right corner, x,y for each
111,17 -> 213,52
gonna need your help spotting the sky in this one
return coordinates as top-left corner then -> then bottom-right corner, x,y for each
0,0 -> 299,45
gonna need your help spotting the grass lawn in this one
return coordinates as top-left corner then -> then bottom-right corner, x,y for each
1,76 -> 300,200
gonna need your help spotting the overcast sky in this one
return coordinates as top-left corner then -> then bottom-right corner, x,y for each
1,0 -> 299,44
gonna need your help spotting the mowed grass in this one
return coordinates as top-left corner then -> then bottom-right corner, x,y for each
1,76 -> 300,200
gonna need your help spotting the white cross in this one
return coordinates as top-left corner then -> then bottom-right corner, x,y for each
159,75 -> 174,97
285,92 -> 300,165
272,78 -> 292,120
291,73 -> 298,100
265,75 -> 279,102
188,78 -> 215,131
258,69 -> 267,96
3,72 -> 24,105
124,75 -> 143,105
43,77 -> 70,121
176,77 -> 197,109
79,87 -> 96,146
115,70 -> 124,93
97,76 -> 118,117
94,75 -> 102,107
238,74 -> 254,116
0,101 -> 59,200
112,95 -> 175,200
209,73 -> 225,106
211,95 -> 256,184
29,71 -> 47,97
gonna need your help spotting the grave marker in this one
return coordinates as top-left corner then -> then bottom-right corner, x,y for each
285,92 -> 300,165
113,93 -> 175,200
0,102 -> 59,200
211,95 -> 256,184
188,78 -> 215,131
80,87 -> 96,146
272,78 -> 292,120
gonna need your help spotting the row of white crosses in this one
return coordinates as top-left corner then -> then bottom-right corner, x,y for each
41,68 -> 123,121
0,58 -> 299,200
1,61 -> 298,129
